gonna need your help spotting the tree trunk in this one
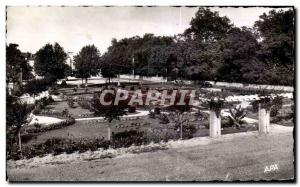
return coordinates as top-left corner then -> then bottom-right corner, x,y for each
85,78 -> 88,87
17,128 -> 22,156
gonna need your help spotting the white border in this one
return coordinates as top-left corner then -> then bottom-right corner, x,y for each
1,0 -> 299,186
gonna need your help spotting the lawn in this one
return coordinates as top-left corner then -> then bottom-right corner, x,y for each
26,82 -> 293,149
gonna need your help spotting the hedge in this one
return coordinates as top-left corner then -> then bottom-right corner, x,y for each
25,118 -> 76,134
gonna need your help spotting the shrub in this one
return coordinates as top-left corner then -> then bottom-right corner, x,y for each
270,96 -> 283,117
154,107 -> 161,114
78,100 -> 91,109
32,104 -> 42,114
112,130 -> 147,148
227,105 -> 247,129
251,96 -> 283,116
207,98 -> 224,118
17,137 -> 110,160
128,106 -> 136,113
62,108 -> 71,118
60,80 -> 67,87
67,97 -> 75,108
158,114 -> 169,124
25,118 -> 76,134
149,110 -> 156,119
174,123 -> 197,139
24,78 -> 53,97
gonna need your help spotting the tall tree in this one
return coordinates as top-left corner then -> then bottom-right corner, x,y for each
254,8 -> 294,85
89,89 -> 127,140
34,43 -> 69,82
73,45 -> 101,86
184,8 -> 233,42
6,93 -> 33,156
6,44 -> 33,89
216,27 -> 263,83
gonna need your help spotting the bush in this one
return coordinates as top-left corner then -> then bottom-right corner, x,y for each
24,78 -> 53,96
154,107 -> 161,114
270,97 -> 283,117
62,108 -> 71,118
32,104 -> 42,114
174,123 -> 197,139
128,106 -> 136,113
25,118 -> 76,134
67,97 -> 75,108
17,137 -> 111,160
112,130 -> 147,148
227,105 -> 246,128
251,96 -> 283,116
60,80 -> 67,87
158,114 -> 169,124
77,100 -> 91,109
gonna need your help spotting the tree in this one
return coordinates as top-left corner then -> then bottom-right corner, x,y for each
103,34 -> 174,78
6,44 -> 33,89
89,89 -> 127,140
34,43 -> 69,82
6,93 -> 33,156
184,8 -> 233,42
73,45 -> 101,86
23,78 -> 52,97
216,27 -> 263,83
254,8 -> 294,85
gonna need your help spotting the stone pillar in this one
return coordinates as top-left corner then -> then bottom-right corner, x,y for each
258,105 -> 270,133
209,110 -> 221,138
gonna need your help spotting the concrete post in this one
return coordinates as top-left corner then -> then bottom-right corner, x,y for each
258,104 -> 270,133
107,126 -> 111,141
209,110 -> 221,138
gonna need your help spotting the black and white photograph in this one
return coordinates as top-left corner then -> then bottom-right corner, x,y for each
5,5 -> 295,182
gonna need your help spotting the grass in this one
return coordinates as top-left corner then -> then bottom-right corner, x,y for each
30,83 -> 293,147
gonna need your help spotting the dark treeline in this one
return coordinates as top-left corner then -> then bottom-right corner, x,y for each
7,8 -> 294,86
101,8 -> 294,85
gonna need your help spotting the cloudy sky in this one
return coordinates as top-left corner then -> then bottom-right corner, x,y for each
7,6 -> 277,54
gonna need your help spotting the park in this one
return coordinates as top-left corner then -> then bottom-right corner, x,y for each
6,7 -> 294,181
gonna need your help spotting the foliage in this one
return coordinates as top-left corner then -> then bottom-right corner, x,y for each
8,137 -> 110,160
255,9 -> 294,85
24,78 -> 53,97
158,113 -> 169,124
6,94 -> 32,131
128,106 -> 136,113
112,130 -> 147,148
74,45 -> 101,83
6,44 -> 33,83
227,105 -> 247,128
251,96 -> 283,113
67,97 -> 75,108
6,94 -> 33,155
60,80 -> 67,87
184,8 -> 233,41
207,98 -> 224,118
166,112 -> 196,139
25,118 -> 75,134
34,43 -> 69,81
77,99 -> 91,109
270,96 -> 283,117
89,90 -> 127,123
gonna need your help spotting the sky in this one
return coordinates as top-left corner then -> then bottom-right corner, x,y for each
6,6 -> 278,55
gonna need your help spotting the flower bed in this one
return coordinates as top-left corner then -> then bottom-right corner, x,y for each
25,118 -> 76,134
